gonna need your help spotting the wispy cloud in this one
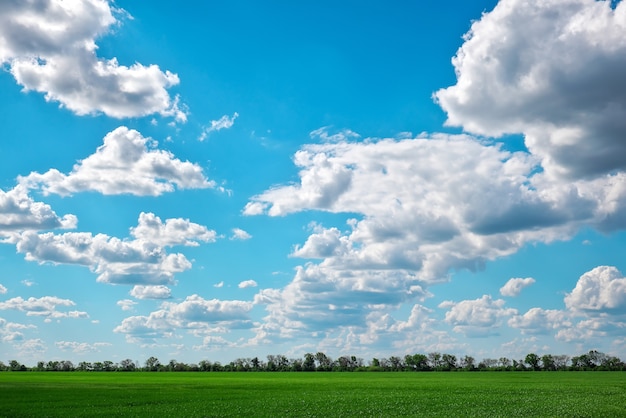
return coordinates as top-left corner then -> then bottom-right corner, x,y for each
199,112 -> 239,141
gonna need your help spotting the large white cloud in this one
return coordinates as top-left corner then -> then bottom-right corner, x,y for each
564,265 -> 626,312
0,0 -> 185,120
0,185 -> 76,237
114,295 -> 253,343
12,212 -> 215,285
439,295 -> 516,337
500,277 -> 536,297
0,296 -> 88,319
435,0 -> 626,179
130,285 -> 172,300
20,127 -> 213,196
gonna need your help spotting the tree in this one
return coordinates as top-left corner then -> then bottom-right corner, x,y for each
120,359 -> 136,371
303,353 -> 316,371
145,356 -> 161,371
460,355 -> 475,371
428,352 -> 442,370
442,354 -> 457,371
9,360 -> 25,371
541,354 -> 555,371
315,352 -> 332,371
525,353 -> 540,371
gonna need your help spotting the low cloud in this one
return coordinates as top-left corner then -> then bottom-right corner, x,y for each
0,0 -> 185,120
130,285 -> 172,300
117,299 -> 137,311
0,185 -> 77,237
0,284 -> 6,295
238,280 -> 257,289
440,295 -> 516,337
564,266 -> 626,312
12,212 -> 215,286
114,294 -> 253,343
230,228 -> 252,241
0,296 -> 88,320
20,127 -> 214,196
55,341 -> 112,354
500,277 -> 536,297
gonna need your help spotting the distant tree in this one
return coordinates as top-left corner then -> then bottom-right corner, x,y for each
460,355 -> 475,371
428,352 -> 442,369
0,361 -> 7,371
59,360 -> 74,371
442,354 -> 457,371
314,352 -> 332,371
389,356 -> 404,371
303,353 -> 315,371
553,355 -> 569,370
145,356 -> 161,372
9,360 -> 26,371
498,357 -> 511,370
78,361 -> 92,371
525,353 -> 540,371
541,354 -> 555,371
119,359 -> 136,371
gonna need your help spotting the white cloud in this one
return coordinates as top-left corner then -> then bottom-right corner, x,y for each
508,308 -> 569,335
0,296 -> 88,319
214,281 -> 224,288
20,127 -> 214,196
440,295 -> 516,337
0,284 -> 6,294
13,212 -> 214,285
130,212 -> 216,246
564,265 -> 626,312
0,185 -> 77,237
309,126 -> 360,143
199,112 -> 239,141
21,280 -> 35,287
435,0 -> 626,179
0,0 -> 185,120
246,134 -> 593,283
114,294 -> 253,343
500,277 -> 536,297
238,280 -> 257,289
130,285 -> 172,300
117,299 -> 137,311
55,341 -> 111,354
230,228 -> 252,241
0,317 -> 36,342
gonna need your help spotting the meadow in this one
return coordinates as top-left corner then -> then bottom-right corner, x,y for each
0,371 -> 624,417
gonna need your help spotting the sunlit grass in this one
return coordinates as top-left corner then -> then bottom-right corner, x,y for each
0,372 -> 624,417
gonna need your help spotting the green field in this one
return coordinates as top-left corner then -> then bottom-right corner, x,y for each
0,372 -> 624,417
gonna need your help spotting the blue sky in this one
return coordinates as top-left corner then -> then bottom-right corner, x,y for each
2,0 -> 626,366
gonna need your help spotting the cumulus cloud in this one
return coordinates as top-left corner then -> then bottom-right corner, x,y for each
130,285 -> 172,300
246,134 -> 593,282
508,308 -> 569,334
117,299 -> 137,311
439,295 -> 516,337
0,296 -> 88,319
0,185 -> 77,237
500,277 -> 536,297
0,284 -> 6,294
435,0 -> 626,179
199,112 -> 239,141
230,228 -> 252,241
564,265 -> 626,312
238,280 -> 257,289
55,341 -> 111,354
20,127 -> 213,196
0,317 -> 36,342
0,0 -> 185,120
12,212 -> 214,285
114,294 -> 253,343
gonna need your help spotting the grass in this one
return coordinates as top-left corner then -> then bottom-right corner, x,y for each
0,371 -> 625,417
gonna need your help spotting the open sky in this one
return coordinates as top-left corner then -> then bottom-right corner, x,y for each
2,0 -> 626,366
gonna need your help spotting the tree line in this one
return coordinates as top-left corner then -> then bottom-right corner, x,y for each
2,350 -> 624,373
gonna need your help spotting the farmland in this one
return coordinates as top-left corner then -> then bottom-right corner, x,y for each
0,371 -> 625,417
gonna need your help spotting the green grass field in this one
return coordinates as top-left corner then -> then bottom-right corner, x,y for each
0,372 -> 624,417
